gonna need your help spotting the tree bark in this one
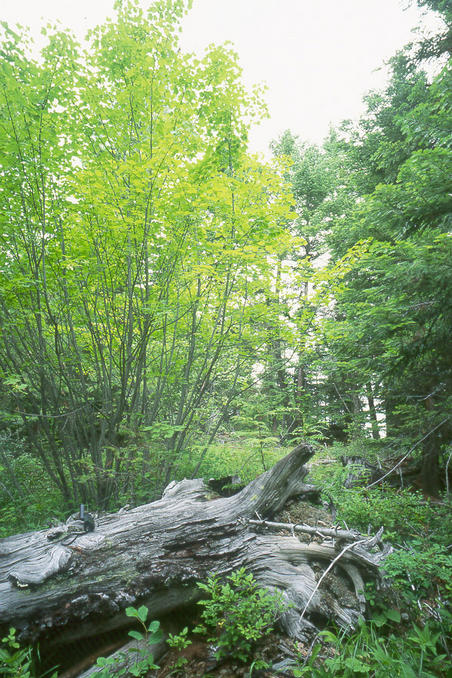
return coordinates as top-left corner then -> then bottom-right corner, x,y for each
366,383 -> 380,440
419,395 -> 441,495
0,444 -> 390,664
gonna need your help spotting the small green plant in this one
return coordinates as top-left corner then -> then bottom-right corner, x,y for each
167,626 -> 191,652
94,605 -> 162,677
0,628 -> 58,678
0,628 -> 34,678
194,567 -> 286,663
166,626 -> 192,673
290,642 -> 322,677
246,656 -> 270,676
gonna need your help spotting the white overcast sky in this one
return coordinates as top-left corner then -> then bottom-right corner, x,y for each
1,0 -> 442,155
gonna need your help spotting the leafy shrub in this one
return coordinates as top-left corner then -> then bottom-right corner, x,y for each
194,568 -> 286,662
383,540 -> 452,596
94,606 -> 162,677
309,444 -> 452,610
330,486 -> 433,536
309,445 -> 444,537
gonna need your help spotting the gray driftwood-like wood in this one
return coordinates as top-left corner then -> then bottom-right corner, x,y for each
248,518 -> 365,541
0,444 -> 390,656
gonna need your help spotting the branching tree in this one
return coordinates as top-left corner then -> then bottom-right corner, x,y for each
0,1 -> 294,508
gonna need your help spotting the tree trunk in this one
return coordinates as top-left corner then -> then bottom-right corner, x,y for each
384,393 -> 402,439
0,444 -> 390,671
419,395 -> 441,495
366,383 -> 380,440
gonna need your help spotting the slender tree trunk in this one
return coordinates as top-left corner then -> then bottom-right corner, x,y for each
366,383 -> 380,440
420,395 -> 441,495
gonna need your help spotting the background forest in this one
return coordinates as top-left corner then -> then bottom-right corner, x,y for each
0,0 -> 451,674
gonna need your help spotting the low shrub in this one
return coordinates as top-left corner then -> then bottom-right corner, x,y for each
194,567 -> 286,662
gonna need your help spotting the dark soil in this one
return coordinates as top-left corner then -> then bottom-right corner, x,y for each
154,632 -> 300,677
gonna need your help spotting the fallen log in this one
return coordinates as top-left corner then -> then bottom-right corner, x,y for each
0,443 -> 391,671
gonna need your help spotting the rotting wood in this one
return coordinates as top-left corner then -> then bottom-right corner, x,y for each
247,518 -> 368,542
0,443 -> 392,672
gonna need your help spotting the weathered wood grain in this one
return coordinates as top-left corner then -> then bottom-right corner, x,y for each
0,443 -> 389,658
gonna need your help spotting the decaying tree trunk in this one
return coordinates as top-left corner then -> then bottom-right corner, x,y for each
0,444 -> 391,667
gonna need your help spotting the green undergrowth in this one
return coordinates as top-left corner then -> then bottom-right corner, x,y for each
3,573 -> 451,677
0,436 -> 65,537
182,437 -> 452,676
194,567 -> 286,663
308,442 -> 452,601
293,609 -> 451,677
0,434 -> 286,537
307,441 -> 451,678
182,434 -> 287,485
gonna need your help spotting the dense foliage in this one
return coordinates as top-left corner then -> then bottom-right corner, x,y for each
265,4 -> 452,494
0,0 -> 295,510
0,0 -> 451,675
1,0 -> 450,517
